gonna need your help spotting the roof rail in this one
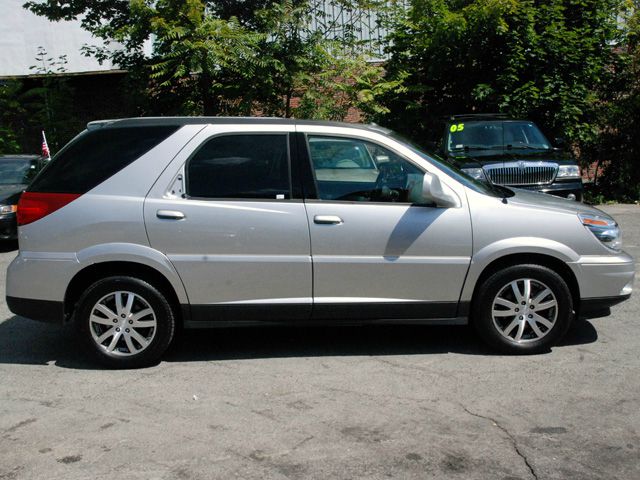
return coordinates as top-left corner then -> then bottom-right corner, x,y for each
445,113 -> 511,121
83,116 -> 394,133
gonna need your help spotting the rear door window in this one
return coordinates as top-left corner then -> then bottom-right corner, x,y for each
186,134 -> 291,200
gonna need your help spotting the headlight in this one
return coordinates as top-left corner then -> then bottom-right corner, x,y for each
461,167 -> 487,181
557,165 -> 581,178
0,205 -> 17,214
579,213 -> 622,251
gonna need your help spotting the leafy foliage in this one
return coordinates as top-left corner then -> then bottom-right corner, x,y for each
580,3 -> 640,202
0,81 -> 24,154
0,48 -> 80,154
381,0 -> 625,144
145,0 -> 268,115
24,0 -> 398,119
252,0 -> 404,118
19,0 -> 640,200
378,0 -> 640,201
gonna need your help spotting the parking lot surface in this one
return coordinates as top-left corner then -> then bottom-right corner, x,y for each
0,204 -> 638,480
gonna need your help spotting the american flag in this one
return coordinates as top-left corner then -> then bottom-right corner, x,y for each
41,130 -> 51,160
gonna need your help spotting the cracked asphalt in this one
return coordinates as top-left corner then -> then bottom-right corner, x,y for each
1,204 -> 639,480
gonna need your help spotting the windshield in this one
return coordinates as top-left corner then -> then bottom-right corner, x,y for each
0,160 -> 37,185
389,132 -> 505,197
447,120 -> 551,152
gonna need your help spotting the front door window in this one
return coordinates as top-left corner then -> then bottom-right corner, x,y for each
307,136 -> 423,203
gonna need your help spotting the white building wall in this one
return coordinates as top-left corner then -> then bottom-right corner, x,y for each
0,0 -> 121,77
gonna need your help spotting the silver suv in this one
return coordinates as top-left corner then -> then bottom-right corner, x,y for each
6,118 -> 634,367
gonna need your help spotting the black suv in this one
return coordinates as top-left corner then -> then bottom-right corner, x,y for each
434,114 -> 583,201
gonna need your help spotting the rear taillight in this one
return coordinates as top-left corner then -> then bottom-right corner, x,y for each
17,192 -> 80,226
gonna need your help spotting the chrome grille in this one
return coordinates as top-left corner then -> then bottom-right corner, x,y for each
484,162 -> 558,186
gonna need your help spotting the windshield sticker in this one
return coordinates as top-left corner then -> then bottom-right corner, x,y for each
450,123 -> 465,133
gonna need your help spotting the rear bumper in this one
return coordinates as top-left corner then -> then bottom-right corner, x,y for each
6,251 -> 78,304
6,296 -> 65,324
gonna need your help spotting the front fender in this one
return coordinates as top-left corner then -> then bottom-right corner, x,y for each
460,237 -> 579,302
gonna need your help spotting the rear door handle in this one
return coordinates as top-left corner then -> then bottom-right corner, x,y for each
314,215 -> 343,225
156,210 -> 185,220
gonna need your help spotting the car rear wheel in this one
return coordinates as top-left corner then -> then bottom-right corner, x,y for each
76,276 -> 175,368
473,264 -> 574,354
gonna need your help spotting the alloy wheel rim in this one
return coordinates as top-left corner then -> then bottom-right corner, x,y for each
89,291 -> 157,356
491,278 -> 558,343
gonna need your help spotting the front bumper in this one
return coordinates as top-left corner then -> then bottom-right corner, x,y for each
570,252 -> 634,319
510,180 -> 583,199
538,180 -> 583,199
579,294 -> 631,319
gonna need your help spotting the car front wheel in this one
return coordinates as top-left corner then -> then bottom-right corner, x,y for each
473,264 -> 574,354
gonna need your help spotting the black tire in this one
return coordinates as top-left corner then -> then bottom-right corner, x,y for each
75,276 -> 175,368
472,264 -> 574,354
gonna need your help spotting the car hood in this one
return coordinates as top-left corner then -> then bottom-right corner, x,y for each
0,184 -> 26,204
507,187 -> 607,218
449,148 -> 570,166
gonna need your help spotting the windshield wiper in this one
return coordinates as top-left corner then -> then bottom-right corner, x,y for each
507,144 -> 551,150
450,145 -> 497,151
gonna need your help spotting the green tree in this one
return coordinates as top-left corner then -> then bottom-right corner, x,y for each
580,3 -> 640,201
27,47 -> 82,150
0,80 -> 24,154
144,0 -> 267,115
0,48 -> 82,154
253,0 -> 403,119
24,0 -> 399,120
381,0 -> 625,145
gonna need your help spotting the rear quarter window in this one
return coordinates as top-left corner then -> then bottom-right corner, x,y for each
28,126 -> 179,194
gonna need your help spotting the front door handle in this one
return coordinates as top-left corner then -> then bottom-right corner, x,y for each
157,209 -> 185,220
314,215 -> 343,225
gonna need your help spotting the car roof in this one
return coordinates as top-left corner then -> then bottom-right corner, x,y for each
447,114 -> 532,122
86,117 -> 393,136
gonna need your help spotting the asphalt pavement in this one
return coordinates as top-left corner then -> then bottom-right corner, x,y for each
0,204 -> 638,480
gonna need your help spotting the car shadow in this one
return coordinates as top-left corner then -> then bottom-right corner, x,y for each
558,318 -> 599,346
0,240 -> 18,253
0,315 -> 598,369
165,323 -> 490,363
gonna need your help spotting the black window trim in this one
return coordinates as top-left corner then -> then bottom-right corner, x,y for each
184,131 -> 295,202
291,132 -> 317,200
302,132 -> 430,206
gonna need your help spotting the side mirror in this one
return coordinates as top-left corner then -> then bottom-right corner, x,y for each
421,172 -> 460,208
